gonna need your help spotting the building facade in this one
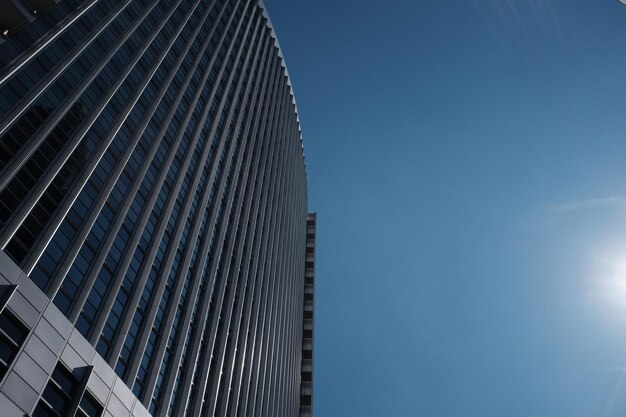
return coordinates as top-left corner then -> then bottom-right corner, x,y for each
0,0 -> 313,416
299,213 -> 314,417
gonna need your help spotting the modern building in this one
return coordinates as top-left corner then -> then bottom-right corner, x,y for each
0,0 -> 314,416
299,213 -> 315,417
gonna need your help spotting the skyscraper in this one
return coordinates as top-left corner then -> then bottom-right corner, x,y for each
299,213 -> 315,417
0,0 -> 313,416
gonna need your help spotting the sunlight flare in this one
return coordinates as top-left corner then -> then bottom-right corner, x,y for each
588,244 -> 626,308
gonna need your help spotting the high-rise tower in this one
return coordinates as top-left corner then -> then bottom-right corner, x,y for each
0,0 -> 313,416
299,213 -> 315,417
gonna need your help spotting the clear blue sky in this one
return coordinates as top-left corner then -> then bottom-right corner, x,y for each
265,1 -> 626,416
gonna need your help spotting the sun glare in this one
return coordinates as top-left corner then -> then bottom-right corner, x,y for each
589,244 -> 626,309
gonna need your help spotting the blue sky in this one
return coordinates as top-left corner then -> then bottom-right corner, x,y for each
265,1 -> 626,416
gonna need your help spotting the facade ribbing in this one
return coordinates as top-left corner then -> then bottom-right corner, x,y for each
299,213 -> 315,417
0,0 -> 311,416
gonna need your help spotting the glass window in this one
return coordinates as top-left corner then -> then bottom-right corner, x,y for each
77,391 -> 102,417
0,309 -> 28,381
32,362 -> 103,417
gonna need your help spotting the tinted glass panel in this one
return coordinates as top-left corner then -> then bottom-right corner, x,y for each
0,309 -> 28,381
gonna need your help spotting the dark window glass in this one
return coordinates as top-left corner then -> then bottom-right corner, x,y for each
32,361 -> 103,417
41,383 -> 72,414
51,365 -> 76,393
33,363 -> 77,417
0,309 -> 28,381
32,403 -> 57,417
77,391 -> 102,417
